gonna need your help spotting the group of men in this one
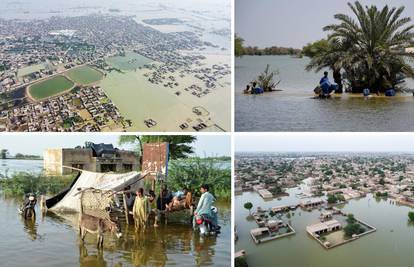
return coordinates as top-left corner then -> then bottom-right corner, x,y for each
123,184 -> 216,229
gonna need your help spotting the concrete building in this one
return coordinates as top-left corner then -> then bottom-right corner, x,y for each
300,198 -> 325,209
44,143 -> 139,175
306,219 -> 342,236
258,189 -> 273,199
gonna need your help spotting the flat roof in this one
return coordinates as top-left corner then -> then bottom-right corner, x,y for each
306,219 -> 341,233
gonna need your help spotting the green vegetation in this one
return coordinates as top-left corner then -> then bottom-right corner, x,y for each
253,64 -> 281,92
408,211 -> 414,222
119,135 -> 197,160
269,185 -> 284,196
306,1 -> 414,93
235,35 -> 244,57
239,45 -> 301,56
65,65 -> 103,85
376,191 -> 388,198
14,153 -> 41,160
344,214 -> 364,237
235,257 -> 248,267
327,193 -> 345,204
167,157 -> 231,199
1,149 -> 8,159
244,202 -> 253,215
234,34 -> 300,56
29,75 -> 74,100
0,172 -> 75,196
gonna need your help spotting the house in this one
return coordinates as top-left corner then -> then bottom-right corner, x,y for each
300,198 -> 325,209
258,189 -> 273,199
44,143 -> 139,175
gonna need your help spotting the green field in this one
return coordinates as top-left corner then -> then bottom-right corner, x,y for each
65,65 -> 103,85
29,75 -> 74,100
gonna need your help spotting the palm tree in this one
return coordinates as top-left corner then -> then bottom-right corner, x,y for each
254,64 -> 281,91
307,1 -> 414,93
305,39 -> 346,93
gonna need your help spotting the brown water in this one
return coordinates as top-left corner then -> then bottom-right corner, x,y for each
0,196 -> 231,267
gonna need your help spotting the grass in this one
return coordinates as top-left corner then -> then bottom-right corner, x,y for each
65,65 -> 103,85
29,75 -> 74,100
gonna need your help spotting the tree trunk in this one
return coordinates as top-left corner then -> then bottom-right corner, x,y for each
333,69 -> 343,93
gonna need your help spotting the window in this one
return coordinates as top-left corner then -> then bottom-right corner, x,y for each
123,164 -> 133,172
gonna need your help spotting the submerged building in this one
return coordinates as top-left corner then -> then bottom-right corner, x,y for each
44,143 -> 139,175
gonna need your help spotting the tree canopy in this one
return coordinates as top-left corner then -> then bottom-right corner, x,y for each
119,135 -> 196,160
306,1 -> 414,93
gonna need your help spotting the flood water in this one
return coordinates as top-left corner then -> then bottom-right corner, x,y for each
0,196 -> 231,267
0,159 -> 43,177
235,189 -> 414,267
235,55 -> 414,131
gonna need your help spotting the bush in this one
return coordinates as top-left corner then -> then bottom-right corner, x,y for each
0,172 -> 75,196
166,158 -> 230,200
408,211 -> 414,222
235,257 -> 248,267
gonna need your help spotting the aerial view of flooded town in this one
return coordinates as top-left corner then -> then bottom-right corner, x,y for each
234,135 -> 414,267
0,0 -> 230,132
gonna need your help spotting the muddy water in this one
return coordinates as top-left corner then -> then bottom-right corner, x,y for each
235,189 -> 414,267
0,196 -> 230,267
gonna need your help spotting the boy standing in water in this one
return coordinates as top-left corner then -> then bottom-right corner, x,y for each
133,188 -> 148,229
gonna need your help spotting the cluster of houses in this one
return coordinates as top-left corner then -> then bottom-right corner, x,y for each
5,86 -> 125,132
235,154 -> 414,205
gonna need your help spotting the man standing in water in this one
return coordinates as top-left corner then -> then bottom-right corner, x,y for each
194,184 -> 217,227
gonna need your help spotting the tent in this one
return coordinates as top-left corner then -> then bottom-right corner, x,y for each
46,170 -> 145,213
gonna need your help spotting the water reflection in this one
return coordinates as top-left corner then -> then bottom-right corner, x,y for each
79,244 -> 108,267
0,197 -> 230,267
21,216 -> 40,241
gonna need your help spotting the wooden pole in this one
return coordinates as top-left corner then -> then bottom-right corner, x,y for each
123,193 -> 130,225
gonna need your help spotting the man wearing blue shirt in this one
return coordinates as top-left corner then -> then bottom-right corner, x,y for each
320,71 -> 330,85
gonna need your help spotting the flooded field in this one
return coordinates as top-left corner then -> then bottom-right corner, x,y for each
235,55 -> 414,132
235,189 -> 414,267
65,66 -> 104,85
106,52 -> 153,71
0,196 -> 231,267
28,75 -> 74,100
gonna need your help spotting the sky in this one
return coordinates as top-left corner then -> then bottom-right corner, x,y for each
236,0 -> 414,48
235,133 -> 414,152
0,134 -> 230,157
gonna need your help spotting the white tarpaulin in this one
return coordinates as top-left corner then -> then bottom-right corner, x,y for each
49,170 -> 145,213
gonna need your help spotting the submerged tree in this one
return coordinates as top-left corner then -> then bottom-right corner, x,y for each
235,35 -> 245,57
244,202 -> 253,215
254,64 -> 281,92
408,211 -> 414,222
306,1 -> 414,93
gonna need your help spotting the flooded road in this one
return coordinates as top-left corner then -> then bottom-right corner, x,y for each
235,55 -> 414,132
0,196 -> 231,267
